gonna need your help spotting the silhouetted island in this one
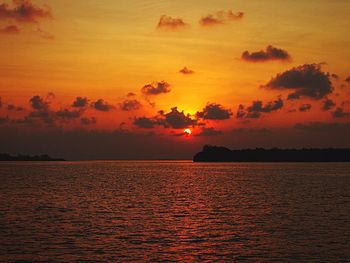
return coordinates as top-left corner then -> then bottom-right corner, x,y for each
0,153 -> 65,161
193,145 -> 350,162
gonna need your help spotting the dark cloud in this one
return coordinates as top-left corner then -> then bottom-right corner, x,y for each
158,107 -> 197,129
80,117 -> 96,126
157,15 -> 187,30
56,109 -> 81,120
72,96 -> 88,108
299,104 -> 312,112
28,110 -> 54,124
295,122 -> 350,132
332,107 -> 349,118
141,81 -> 171,96
331,73 -> 339,80
237,98 -> 283,119
0,24 -> 19,34
0,0 -> 52,23
179,67 -> 194,75
200,10 -> 244,26
29,95 -> 48,110
127,92 -> 136,97
345,76 -> 350,83
196,103 -> 232,120
119,99 -> 141,111
241,45 -> 291,62
7,104 -> 23,111
322,99 -> 336,111
195,127 -> 223,136
264,64 -> 333,100
232,128 -> 272,135
133,117 -> 155,129
92,99 -> 113,112
0,97 -> 2,108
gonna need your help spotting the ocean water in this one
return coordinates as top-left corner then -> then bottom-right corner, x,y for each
0,161 -> 349,262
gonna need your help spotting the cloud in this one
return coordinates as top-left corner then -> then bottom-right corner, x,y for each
28,109 -> 54,124
322,99 -> 336,111
241,45 -> 291,62
0,0 -> 52,23
232,128 -> 272,135
29,95 -> 48,110
264,64 -> 333,100
237,98 -> 283,119
0,24 -> 19,34
331,73 -> 339,80
196,103 -> 232,120
127,92 -> 136,97
195,127 -> 223,136
80,117 -> 96,126
346,76 -> 350,83
133,117 -> 155,129
0,97 -> 2,108
200,10 -> 244,26
55,109 -> 81,120
72,96 -> 88,108
332,107 -> 350,118
179,67 -> 194,75
295,122 -> 350,132
7,104 -> 23,111
157,15 -> 187,30
158,107 -> 197,129
299,104 -> 312,112
119,99 -> 141,111
141,81 -> 171,96
91,99 -> 113,112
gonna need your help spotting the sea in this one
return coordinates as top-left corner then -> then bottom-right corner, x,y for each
0,161 -> 349,262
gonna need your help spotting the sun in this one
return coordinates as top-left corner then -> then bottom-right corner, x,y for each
184,128 -> 192,135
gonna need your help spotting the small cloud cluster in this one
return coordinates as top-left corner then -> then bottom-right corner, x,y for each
159,107 -> 197,129
0,24 -> 19,34
299,104 -> 312,112
200,10 -> 244,26
332,107 -> 349,118
92,99 -> 113,112
264,64 -> 333,100
141,81 -> 171,96
0,0 -> 52,23
30,95 -> 48,110
134,107 -> 197,129
345,76 -> 350,83
56,109 -> 81,120
237,98 -> 283,119
179,67 -> 194,75
322,99 -> 336,111
80,117 -> 96,126
196,103 -> 232,120
157,15 -> 187,30
72,96 -> 88,108
195,127 -> 223,137
0,0 -> 52,38
119,99 -> 141,111
242,45 -> 291,62
7,104 -> 23,111
133,116 -> 155,129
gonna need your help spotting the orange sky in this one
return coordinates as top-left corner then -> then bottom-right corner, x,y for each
1,0 -> 350,159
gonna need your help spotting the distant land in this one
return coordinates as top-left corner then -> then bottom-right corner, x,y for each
0,153 -> 65,161
193,145 -> 350,162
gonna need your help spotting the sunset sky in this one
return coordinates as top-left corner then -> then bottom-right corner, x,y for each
1,0 -> 350,159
